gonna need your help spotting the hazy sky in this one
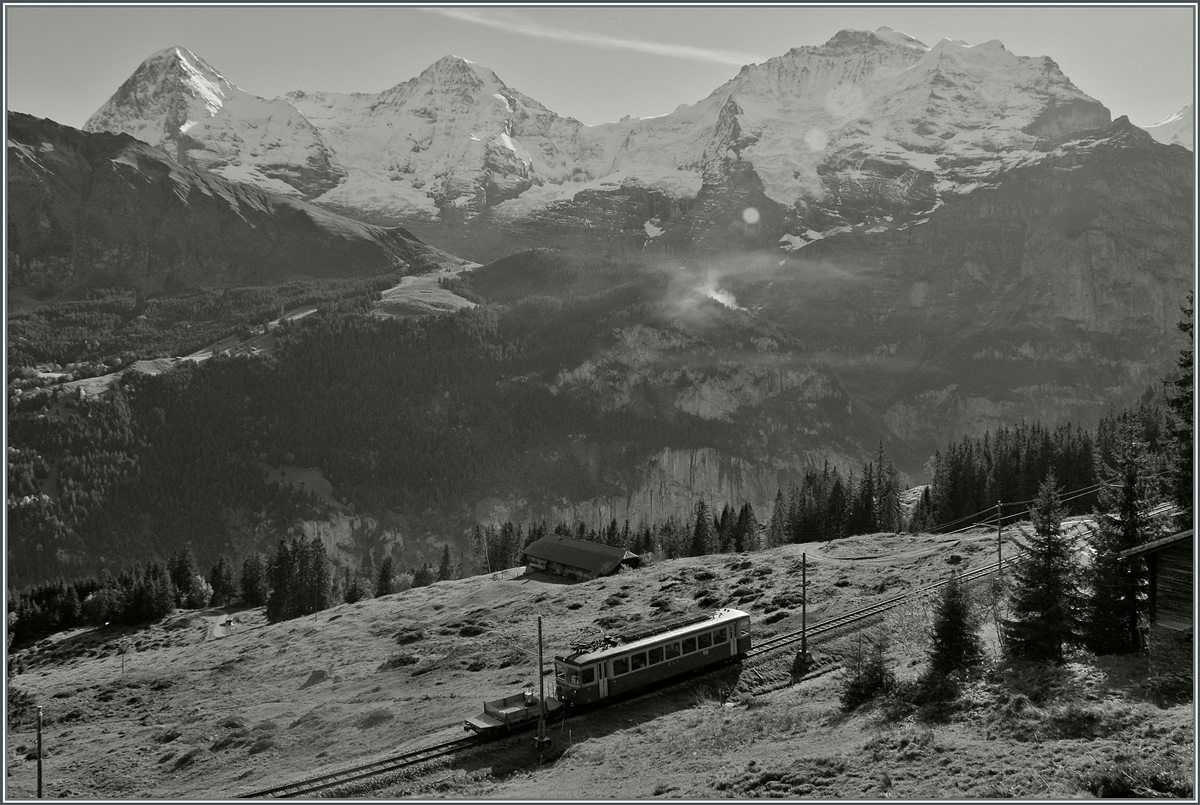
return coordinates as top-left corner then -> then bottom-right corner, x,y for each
4,5 -> 1196,129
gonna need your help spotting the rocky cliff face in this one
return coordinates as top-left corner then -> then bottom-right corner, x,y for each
7,113 -> 468,295
742,116 -> 1193,449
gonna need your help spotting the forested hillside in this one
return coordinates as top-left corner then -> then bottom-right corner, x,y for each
7,252 -> 1191,594
6,254 -> 866,585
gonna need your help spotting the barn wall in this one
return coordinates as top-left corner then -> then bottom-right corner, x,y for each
1148,624 -> 1192,692
1155,541 -> 1193,631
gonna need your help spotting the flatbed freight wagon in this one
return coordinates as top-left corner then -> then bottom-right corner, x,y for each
463,691 -> 564,734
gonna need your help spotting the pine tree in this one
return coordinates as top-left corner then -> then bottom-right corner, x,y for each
874,443 -> 902,533
850,467 -> 876,535
343,573 -> 368,604
1003,472 -> 1083,663
1085,424 -> 1162,654
472,525 -> 490,573
240,554 -> 269,607
839,628 -> 895,711
826,473 -> 848,539
436,545 -> 453,582
926,570 -> 982,679
266,539 -> 295,623
1166,292 -> 1193,525
690,498 -> 715,557
716,504 -> 733,552
766,490 -> 787,549
168,548 -> 200,608
412,563 -> 434,588
147,562 -> 176,621
909,487 -> 935,533
734,502 -> 757,553
208,557 -> 237,607
300,538 -> 332,616
375,557 -> 395,597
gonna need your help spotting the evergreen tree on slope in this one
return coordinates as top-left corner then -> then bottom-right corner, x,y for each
926,570 -> 982,679
1166,292 -> 1193,525
1003,472 -> 1084,663
375,556 -> 395,597
1085,424 -> 1163,654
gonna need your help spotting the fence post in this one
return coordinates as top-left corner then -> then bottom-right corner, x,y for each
36,705 -> 43,798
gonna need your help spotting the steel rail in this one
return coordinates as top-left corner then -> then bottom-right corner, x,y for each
234,736 -> 479,798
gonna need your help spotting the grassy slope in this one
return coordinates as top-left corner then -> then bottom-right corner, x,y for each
5,527 -> 1192,799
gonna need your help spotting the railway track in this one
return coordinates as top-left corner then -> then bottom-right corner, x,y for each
746,553 -> 1016,659
235,736 -> 479,798
236,544 -> 1024,798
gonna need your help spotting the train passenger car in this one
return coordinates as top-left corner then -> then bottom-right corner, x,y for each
553,608 -> 751,706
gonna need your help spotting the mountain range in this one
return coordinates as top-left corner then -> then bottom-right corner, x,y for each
5,28 -> 1193,583
80,30 -> 1189,258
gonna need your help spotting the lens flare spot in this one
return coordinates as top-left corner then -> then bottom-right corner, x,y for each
742,207 -> 760,225
804,127 -> 828,152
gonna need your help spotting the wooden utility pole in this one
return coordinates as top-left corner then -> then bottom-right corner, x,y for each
997,500 -> 1004,580
36,705 -> 43,798
800,552 -> 808,670
535,616 -> 550,749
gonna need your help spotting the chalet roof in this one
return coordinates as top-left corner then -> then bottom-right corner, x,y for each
523,535 -> 637,576
1120,529 -> 1193,559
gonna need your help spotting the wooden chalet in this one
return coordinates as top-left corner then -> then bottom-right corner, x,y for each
523,535 -> 639,582
1120,529 -> 1193,634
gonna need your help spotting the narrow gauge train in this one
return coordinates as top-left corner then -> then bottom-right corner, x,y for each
464,608 -> 751,734
554,607 -> 752,704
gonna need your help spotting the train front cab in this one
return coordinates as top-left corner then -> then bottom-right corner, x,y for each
554,658 -> 602,706
555,611 -> 751,706
733,611 -> 751,654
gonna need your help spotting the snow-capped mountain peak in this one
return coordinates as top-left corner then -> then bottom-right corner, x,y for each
871,26 -> 930,51
84,46 -> 235,143
378,53 -> 514,109
84,47 -> 345,198
428,54 -> 491,75
1141,101 -> 1194,150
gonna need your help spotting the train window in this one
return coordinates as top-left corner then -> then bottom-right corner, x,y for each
682,636 -> 697,654
613,656 -> 629,675
714,627 -> 727,643
665,642 -> 680,659
699,631 -> 713,650
631,652 -> 647,671
738,620 -> 750,638
648,646 -> 664,664
582,667 -> 595,684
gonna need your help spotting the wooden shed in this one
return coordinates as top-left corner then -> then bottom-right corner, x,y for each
1120,529 -> 1193,633
523,535 -> 640,582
